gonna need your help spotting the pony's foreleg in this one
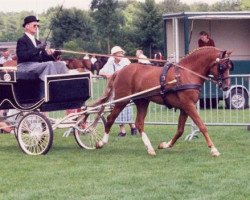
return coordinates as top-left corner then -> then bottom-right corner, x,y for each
96,103 -> 127,149
158,109 -> 188,149
134,100 -> 156,156
185,104 -> 220,157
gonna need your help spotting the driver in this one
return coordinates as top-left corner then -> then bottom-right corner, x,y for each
16,15 -> 68,81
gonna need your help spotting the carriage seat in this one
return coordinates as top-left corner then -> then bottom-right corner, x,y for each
16,71 -> 40,80
14,71 -> 44,105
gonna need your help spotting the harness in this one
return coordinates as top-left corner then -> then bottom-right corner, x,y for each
159,62 -> 201,108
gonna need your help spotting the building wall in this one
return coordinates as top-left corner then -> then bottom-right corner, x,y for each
165,18 -> 250,61
189,19 -> 250,60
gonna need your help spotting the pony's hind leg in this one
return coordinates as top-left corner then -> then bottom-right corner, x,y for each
96,103 -> 127,148
158,109 -> 188,149
134,100 -> 156,156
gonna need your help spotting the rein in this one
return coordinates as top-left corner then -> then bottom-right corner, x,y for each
174,63 -> 217,84
55,49 -> 227,85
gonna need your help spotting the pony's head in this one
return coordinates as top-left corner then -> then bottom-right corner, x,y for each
209,50 -> 233,91
92,56 -> 108,74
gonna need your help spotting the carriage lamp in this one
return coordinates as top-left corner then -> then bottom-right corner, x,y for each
3,73 -> 11,82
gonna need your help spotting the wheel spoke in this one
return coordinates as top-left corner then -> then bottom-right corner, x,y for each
74,115 -> 105,150
17,112 -> 53,155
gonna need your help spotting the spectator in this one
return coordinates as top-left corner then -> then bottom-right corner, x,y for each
136,50 -> 151,64
99,46 -> 137,137
153,51 -> 165,67
198,31 -> 215,47
0,49 -> 12,66
16,15 -> 68,81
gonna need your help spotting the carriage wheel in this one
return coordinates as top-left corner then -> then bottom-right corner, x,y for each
17,112 -> 53,155
14,111 -> 25,138
74,114 -> 106,150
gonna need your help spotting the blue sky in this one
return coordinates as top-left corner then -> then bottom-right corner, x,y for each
0,0 -> 221,13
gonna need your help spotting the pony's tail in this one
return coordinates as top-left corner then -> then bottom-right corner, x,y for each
90,73 -> 117,107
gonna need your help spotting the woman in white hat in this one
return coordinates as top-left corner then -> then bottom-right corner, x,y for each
99,46 -> 137,137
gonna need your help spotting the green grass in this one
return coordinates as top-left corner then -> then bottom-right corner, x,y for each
0,125 -> 250,200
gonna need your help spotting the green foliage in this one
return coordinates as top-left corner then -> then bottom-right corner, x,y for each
50,8 -> 95,49
133,0 -> 164,57
210,0 -> 241,11
0,11 -> 30,41
190,3 -> 210,12
241,0 -> 250,10
159,0 -> 190,13
91,0 -> 124,53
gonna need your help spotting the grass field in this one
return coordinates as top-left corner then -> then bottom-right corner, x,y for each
0,125 -> 249,200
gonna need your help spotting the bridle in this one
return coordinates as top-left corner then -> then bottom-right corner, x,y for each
173,51 -> 233,88
210,56 -> 234,88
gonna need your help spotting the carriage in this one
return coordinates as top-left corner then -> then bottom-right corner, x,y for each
0,67 -> 106,155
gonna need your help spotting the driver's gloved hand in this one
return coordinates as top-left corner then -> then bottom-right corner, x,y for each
36,42 -> 47,50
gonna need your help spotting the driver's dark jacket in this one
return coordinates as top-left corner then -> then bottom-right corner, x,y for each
16,34 -> 54,64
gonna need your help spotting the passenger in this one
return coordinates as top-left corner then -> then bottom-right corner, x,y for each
0,49 -> 13,66
99,46 -> 137,137
16,15 -> 68,81
136,49 -> 151,64
198,31 -> 215,47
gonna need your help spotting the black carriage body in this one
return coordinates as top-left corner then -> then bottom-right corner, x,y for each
0,70 -> 91,111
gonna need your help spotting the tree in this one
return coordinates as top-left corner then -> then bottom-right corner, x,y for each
50,8 -> 95,50
240,0 -> 250,10
134,0 -> 163,57
210,0 -> 241,11
190,3 -> 209,12
90,0 -> 124,53
115,0 -> 140,55
159,0 -> 190,13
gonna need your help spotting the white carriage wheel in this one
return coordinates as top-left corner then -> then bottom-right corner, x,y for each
14,111 -> 25,138
74,114 -> 106,150
17,112 -> 53,155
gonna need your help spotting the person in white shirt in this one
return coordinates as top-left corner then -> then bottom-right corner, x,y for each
99,46 -> 137,137
0,49 -> 12,66
136,49 -> 151,64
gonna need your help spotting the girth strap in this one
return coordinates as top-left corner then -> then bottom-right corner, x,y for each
162,84 -> 202,94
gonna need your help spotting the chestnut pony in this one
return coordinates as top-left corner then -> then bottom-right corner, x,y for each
93,47 -> 233,157
65,58 -> 92,72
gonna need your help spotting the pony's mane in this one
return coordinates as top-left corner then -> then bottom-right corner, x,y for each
184,46 -> 219,59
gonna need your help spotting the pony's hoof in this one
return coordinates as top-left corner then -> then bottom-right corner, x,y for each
158,141 -> 171,149
147,149 -> 156,156
211,147 -> 220,157
96,141 -> 104,149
